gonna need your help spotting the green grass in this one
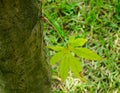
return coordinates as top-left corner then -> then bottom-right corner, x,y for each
43,0 -> 120,93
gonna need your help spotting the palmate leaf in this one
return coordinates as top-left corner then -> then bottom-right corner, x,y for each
49,36 -> 102,81
68,37 -> 87,47
71,48 -> 102,60
59,54 -> 69,81
47,46 -> 64,51
50,51 -> 64,65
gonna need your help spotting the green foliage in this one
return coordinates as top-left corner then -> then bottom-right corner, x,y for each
68,53 -> 83,80
72,48 -> 102,60
43,0 -> 120,92
68,36 -> 87,47
59,54 -> 69,81
45,14 -> 66,38
48,36 -> 102,81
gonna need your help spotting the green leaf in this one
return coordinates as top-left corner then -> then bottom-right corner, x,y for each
50,52 -> 64,65
68,53 -> 82,78
68,38 -> 87,47
59,54 -> 69,81
68,36 -> 76,41
47,46 -> 64,51
72,48 -> 102,60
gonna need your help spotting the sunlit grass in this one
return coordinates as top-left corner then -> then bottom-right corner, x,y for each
43,0 -> 120,93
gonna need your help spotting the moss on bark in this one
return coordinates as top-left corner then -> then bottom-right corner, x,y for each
0,0 -> 51,93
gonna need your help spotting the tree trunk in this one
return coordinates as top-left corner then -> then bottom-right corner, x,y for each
0,0 -> 51,93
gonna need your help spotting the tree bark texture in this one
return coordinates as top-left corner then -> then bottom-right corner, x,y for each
0,0 -> 51,93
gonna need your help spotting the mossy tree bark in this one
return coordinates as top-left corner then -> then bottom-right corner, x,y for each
0,0 -> 51,93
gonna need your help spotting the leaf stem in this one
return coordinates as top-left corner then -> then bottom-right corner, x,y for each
42,16 -> 65,44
